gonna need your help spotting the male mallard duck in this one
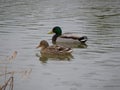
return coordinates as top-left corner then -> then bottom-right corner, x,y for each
48,26 -> 88,44
36,40 -> 73,55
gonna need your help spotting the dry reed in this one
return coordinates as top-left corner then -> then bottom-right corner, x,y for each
0,51 -> 32,90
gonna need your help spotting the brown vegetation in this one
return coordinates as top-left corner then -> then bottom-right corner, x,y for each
0,51 -> 32,90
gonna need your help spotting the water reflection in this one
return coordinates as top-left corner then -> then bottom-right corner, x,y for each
90,5 -> 120,29
94,13 -> 120,19
36,53 -> 74,63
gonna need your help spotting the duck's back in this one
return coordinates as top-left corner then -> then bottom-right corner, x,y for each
58,32 -> 87,43
41,45 -> 72,55
61,33 -> 81,39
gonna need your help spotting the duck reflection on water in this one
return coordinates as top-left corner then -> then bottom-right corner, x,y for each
36,53 -> 74,63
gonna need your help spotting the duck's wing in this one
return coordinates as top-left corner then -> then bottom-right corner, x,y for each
61,33 -> 80,40
42,45 -> 72,55
55,45 -> 73,53
60,33 -> 88,42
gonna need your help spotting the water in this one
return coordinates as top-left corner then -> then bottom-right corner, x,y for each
0,0 -> 120,90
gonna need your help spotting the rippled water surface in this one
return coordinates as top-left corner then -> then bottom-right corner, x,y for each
0,0 -> 120,90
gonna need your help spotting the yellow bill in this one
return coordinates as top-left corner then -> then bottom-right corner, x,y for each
48,30 -> 54,34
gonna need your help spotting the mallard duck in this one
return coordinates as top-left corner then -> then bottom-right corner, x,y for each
36,40 -> 73,55
48,26 -> 88,44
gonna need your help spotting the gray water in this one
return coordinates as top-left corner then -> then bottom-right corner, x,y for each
0,0 -> 120,90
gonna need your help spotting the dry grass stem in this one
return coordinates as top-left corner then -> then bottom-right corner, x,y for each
0,51 -> 32,90
8,51 -> 17,61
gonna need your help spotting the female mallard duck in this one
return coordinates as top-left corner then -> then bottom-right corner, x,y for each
36,40 -> 73,55
48,26 -> 88,45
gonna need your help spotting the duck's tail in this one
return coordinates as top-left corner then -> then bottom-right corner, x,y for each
78,36 -> 88,43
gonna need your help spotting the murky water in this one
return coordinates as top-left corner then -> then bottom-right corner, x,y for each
0,0 -> 120,90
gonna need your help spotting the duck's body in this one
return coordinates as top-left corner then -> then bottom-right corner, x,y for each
36,40 -> 73,55
48,26 -> 88,44
58,33 -> 87,42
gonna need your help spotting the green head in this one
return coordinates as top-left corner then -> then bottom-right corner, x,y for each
48,26 -> 62,36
